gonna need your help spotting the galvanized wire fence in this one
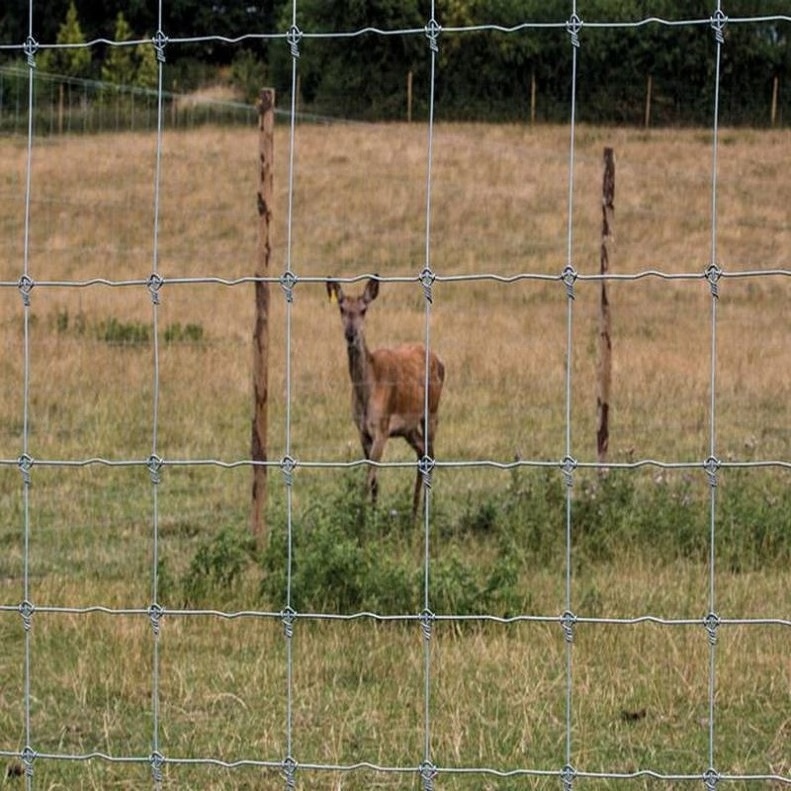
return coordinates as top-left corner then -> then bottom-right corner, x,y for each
0,64 -> 261,134
1,2 -> 790,789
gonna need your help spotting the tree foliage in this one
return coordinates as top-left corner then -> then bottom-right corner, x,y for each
2,0 -> 791,125
37,1 -> 91,78
100,12 -> 134,85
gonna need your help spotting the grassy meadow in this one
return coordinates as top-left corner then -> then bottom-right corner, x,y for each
0,122 -> 789,788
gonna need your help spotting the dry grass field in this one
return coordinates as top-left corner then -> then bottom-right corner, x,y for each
0,122 -> 789,788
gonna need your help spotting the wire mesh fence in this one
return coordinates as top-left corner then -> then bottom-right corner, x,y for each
0,65 -> 262,135
0,3 -> 790,789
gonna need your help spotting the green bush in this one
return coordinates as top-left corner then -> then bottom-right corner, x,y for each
179,526 -> 257,607
96,317 -> 150,345
259,472 -> 524,617
163,322 -> 204,344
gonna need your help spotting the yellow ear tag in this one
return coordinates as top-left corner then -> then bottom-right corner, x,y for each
329,290 -> 337,304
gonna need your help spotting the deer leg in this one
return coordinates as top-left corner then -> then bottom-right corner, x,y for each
412,466 -> 423,520
366,432 -> 388,508
406,429 -> 427,521
359,431 -> 378,505
411,415 -> 439,520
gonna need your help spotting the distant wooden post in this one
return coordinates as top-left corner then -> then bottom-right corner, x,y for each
58,83 -> 65,135
597,147 -> 614,466
771,75 -> 779,126
530,71 -> 536,124
252,88 -> 274,546
644,74 -> 652,128
407,70 -> 413,122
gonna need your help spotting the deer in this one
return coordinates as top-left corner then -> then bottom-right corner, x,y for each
326,276 -> 445,519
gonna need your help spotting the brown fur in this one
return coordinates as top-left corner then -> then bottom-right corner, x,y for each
327,277 -> 445,518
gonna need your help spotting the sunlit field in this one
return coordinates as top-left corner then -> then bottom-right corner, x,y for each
0,122 -> 788,788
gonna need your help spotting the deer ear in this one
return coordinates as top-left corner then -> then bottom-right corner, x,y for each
364,276 -> 380,303
326,280 -> 342,304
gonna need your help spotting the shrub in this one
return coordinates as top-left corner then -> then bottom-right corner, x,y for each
179,526 -> 257,607
163,322 -> 204,344
259,472 -> 523,617
96,317 -> 150,345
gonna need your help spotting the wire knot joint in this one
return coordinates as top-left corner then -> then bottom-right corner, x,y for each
420,608 -> 435,641
149,750 -> 164,783
419,267 -> 436,303
418,455 -> 434,491
280,270 -> 298,303
561,455 -> 577,488
17,453 -> 33,486
18,274 -> 34,306
561,265 -> 577,299
704,263 -> 722,298
286,25 -> 303,59
710,10 -> 727,44
152,30 -> 168,63
420,760 -> 438,790
281,755 -> 298,788
23,37 -> 39,68
704,767 -> 721,791
21,745 -> 36,776
147,454 -> 164,484
703,612 -> 720,646
19,600 -> 35,632
561,610 -> 577,643
148,602 -> 164,637
424,18 -> 441,53
146,273 -> 164,304
280,455 -> 296,487
703,456 -> 720,488
281,605 -> 297,639
566,14 -> 583,48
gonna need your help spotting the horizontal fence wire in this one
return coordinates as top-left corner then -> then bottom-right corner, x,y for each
2,3 -> 790,789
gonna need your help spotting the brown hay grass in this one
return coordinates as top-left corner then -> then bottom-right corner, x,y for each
4,122 -> 788,469
0,123 -> 789,788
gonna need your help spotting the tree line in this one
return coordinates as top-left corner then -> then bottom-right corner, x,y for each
2,0 -> 790,125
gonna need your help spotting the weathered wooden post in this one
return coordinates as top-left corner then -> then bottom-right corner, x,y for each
771,74 -> 779,126
530,70 -> 537,124
597,147 -> 614,466
251,88 -> 274,547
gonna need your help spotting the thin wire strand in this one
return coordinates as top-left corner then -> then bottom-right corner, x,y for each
706,1 -> 725,776
148,4 -> 167,785
563,2 -> 580,780
421,6 -> 439,782
282,2 -> 301,780
21,3 -> 36,787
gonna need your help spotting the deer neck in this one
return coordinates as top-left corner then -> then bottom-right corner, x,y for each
346,333 -> 374,405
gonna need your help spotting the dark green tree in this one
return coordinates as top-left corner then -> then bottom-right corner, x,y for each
37,1 -> 91,77
100,11 -> 135,85
271,0 -> 429,119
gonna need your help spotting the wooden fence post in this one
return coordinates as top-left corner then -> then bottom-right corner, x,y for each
251,87 -> 274,547
530,70 -> 536,124
771,74 -> 779,126
597,147 -> 614,466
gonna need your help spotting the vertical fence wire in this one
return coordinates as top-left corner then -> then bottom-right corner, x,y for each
562,3 -> 581,785
705,4 -> 726,781
147,2 -> 167,785
420,3 -> 440,787
19,3 -> 36,788
282,2 -> 302,787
